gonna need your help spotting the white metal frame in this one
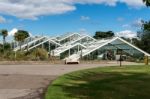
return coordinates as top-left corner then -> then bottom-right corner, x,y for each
13,33 -> 150,61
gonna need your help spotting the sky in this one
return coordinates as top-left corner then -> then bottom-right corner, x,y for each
0,0 -> 150,39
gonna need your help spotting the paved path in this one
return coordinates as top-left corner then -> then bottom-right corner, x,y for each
0,62 -> 142,99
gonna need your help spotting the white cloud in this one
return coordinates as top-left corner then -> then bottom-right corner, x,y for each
0,0 -> 145,20
119,0 -> 144,8
71,0 -> 117,6
0,16 -> 6,23
117,17 -> 124,22
0,0 -> 76,20
122,24 -> 130,28
116,30 -> 137,38
80,16 -> 90,21
8,28 -> 18,36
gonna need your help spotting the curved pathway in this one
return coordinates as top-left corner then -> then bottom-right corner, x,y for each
0,62 -> 142,99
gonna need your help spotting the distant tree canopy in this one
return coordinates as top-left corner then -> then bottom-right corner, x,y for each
0,29 -> 8,44
93,31 -> 114,39
14,30 -> 29,42
143,0 -> 150,7
137,21 -> 150,54
14,30 -> 30,50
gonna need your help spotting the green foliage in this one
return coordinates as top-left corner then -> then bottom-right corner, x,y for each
14,30 -> 30,50
0,44 -> 15,61
0,43 -> 12,58
0,29 -> 8,51
142,21 -> 150,31
0,29 -> 49,61
0,44 -> 49,61
131,38 -> 140,46
0,29 -> 8,36
137,21 -> 150,54
13,48 -> 48,61
0,29 -> 8,44
93,31 -> 114,39
143,0 -> 150,7
0,43 -> 3,52
121,37 -> 141,47
3,43 -> 11,50
31,48 -> 48,60
14,51 -> 25,60
14,30 -> 29,42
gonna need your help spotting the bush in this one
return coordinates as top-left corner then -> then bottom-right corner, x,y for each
15,51 -> 26,61
0,47 -> 49,61
4,43 -> 11,50
31,48 -> 48,61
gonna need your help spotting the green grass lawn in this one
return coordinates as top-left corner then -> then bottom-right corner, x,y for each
45,65 -> 150,99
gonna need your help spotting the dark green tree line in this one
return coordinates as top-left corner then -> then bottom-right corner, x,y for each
137,21 -> 150,54
93,31 -> 114,39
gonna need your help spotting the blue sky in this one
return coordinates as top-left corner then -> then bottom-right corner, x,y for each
0,0 -> 150,38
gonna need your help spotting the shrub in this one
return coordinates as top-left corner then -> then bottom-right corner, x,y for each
15,51 -> 26,61
31,48 -> 48,61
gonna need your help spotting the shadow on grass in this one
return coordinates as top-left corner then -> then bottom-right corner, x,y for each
53,70 -> 150,99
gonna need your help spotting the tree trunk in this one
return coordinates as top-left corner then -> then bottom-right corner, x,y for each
3,36 -> 5,52
20,42 -> 22,51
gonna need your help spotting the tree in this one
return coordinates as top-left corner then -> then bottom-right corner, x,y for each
32,48 -> 48,60
14,30 -> 29,51
143,0 -> 150,7
131,38 -> 140,46
137,21 -> 150,54
121,37 -> 140,46
0,29 -> 8,50
0,29 -> 8,44
93,31 -> 114,39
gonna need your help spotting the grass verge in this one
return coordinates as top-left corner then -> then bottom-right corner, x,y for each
46,65 -> 150,99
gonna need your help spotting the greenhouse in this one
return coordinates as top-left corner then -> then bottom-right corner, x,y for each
12,33 -> 150,63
